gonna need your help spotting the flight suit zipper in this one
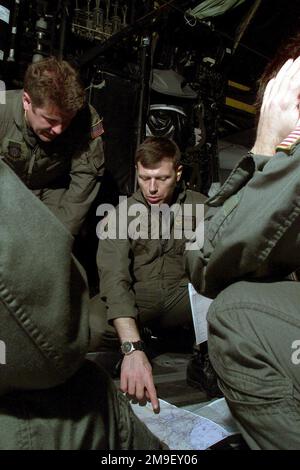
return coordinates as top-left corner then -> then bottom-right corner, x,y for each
26,144 -> 38,185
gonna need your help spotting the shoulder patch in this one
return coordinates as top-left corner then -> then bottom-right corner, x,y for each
2,138 -> 27,161
91,119 -> 104,139
8,140 -> 23,160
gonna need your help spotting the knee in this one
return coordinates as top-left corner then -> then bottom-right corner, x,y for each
207,280 -> 297,387
207,281 -> 260,375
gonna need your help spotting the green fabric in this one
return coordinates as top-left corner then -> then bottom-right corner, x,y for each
89,283 -> 192,351
183,119 -> 300,449
193,144 -> 300,449
188,0 -> 246,19
185,147 -> 300,298
207,280 -> 300,450
0,159 -> 164,450
0,361 -> 164,450
0,90 -> 104,235
97,186 -> 206,323
222,193 -> 239,216
205,148 -> 300,296
0,159 -> 89,396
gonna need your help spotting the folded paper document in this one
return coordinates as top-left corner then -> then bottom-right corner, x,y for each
188,283 -> 212,345
131,398 -> 238,450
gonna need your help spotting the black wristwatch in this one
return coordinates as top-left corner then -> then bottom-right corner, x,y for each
121,340 -> 146,355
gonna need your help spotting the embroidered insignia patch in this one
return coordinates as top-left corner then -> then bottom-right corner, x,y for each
7,141 -> 22,160
91,119 -> 104,139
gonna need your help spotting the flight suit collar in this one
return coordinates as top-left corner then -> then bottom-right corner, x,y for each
23,120 -> 39,148
13,91 -> 24,128
13,90 -> 38,148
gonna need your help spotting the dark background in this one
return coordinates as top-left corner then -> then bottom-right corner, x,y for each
1,0 -> 300,292
2,0 -> 300,193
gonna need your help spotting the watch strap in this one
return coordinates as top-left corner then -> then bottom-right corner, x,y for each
121,340 -> 146,355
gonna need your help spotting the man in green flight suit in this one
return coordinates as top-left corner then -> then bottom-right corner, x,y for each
185,42 -> 300,449
0,56 -> 104,236
90,136 -> 207,412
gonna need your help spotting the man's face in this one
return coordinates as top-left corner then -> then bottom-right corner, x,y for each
23,92 -> 75,142
137,157 -> 182,206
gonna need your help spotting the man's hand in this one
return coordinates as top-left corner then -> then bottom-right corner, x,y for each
113,317 -> 159,412
253,57 -> 300,156
120,350 -> 159,413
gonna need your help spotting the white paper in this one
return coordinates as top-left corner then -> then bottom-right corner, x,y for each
130,398 -> 235,450
0,6 -> 10,24
184,398 -> 240,434
188,283 -> 212,344
0,80 -> 5,104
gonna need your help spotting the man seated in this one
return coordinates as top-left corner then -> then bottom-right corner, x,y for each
90,136 -> 207,411
186,38 -> 300,449
0,56 -> 104,236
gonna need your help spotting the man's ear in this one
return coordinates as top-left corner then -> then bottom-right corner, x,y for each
176,165 -> 183,182
22,91 -> 31,112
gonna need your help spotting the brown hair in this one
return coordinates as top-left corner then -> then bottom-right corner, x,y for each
135,137 -> 181,168
256,31 -> 300,113
24,57 -> 85,113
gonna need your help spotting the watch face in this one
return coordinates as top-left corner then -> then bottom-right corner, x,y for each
121,341 -> 145,355
122,341 -> 133,354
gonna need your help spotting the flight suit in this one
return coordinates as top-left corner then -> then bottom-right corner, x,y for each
186,137 -> 300,449
90,186 -> 206,349
0,90 -> 105,236
185,145 -> 300,297
0,158 -> 163,450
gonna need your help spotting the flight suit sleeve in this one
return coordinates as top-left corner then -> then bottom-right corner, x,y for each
0,159 -> 90,397
0,94 -> 13,144
184,153 -> 261,294
204,148 -> 300,296
0,104 -> 5,143
97,214 -> 138,323
41,113 -> 105,236
184,205 -> 218,295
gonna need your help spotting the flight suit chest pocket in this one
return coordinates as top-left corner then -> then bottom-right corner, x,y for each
1,138 -> 28,176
